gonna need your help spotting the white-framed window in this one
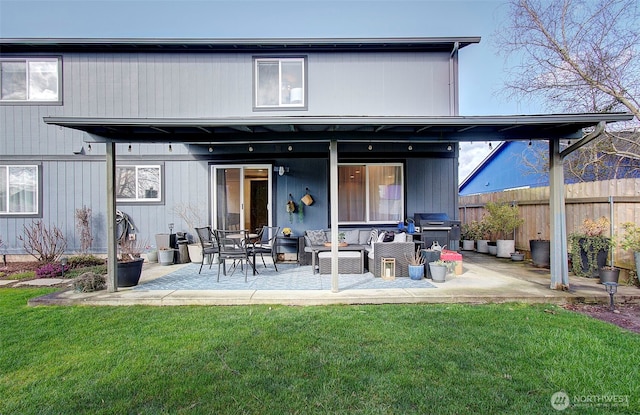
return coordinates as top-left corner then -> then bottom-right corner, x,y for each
0,165 -> 39,214
338,163 -> 404,224
254,57 -> 306,109
0,58 -> 61,103
116,165 -> 162,202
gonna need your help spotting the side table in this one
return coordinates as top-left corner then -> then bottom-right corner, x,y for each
275,236 -> 300,264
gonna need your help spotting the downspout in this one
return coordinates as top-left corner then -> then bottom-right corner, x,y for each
549,121 -> 606,290
449,41 -> 459,116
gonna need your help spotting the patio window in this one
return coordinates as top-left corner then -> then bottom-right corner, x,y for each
254,57 -> 306,109
0,58 -> 61,103
0,165 -> 39,215
338,163 -> 404,224
116,165 -> 162,202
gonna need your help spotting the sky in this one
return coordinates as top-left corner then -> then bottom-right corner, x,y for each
0,0 -> 547,182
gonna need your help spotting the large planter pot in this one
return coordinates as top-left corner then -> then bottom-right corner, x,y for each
529,240 -> 550,268
496,239 -> 515,258
158,249 -> 176,266
476,240 -> 489,253
577,238 -> 609,278
146,250 -> 158,263
117,258 -> 144,287
429,262 -> 447,283
487,242 -> 497,256
598,267 -> 620,284
408,264 -> 424,280
420,250 -> 441,279
461,240 -> 475,251
187,243 -> 203,263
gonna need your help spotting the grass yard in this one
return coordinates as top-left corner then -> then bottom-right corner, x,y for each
1,288 -> 639,414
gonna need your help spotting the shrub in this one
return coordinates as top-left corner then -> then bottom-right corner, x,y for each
35,263 -> 69,279
11,271 -> 36,280
68,254 -> 105,269
18,220 -> 67,263
72,272 -> 106,292
75,206 -> 94,253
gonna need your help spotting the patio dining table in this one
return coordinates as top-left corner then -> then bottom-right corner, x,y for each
219,231 -> 260,275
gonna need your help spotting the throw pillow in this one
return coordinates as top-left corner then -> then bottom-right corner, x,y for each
383,231 -> 395,242
393,232 -> 407,242
368,229 -> 379,245
377,232 -> 386,243
306,229 -> 327,246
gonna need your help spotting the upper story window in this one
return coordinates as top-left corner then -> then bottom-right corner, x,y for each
254,57 -> 306,109
116,165 -> 162,203
0,58 -> 61,103
338,163 -> 404,224
0,165 -> 39,215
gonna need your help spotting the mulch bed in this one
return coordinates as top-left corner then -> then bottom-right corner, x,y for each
562,303 -> 640,334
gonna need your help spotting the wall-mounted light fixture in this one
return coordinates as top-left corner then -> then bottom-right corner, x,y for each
209,146 -> 214,152
447,145 -> 452,151
408,145 -> 413,151
168,143 -> 173,152
288,145 -> 293,151
249,145 -> 254,152
274,166 -> 290,176
368,144 -> 373,151
128,144 -> 132,152
87,143 -> 92,152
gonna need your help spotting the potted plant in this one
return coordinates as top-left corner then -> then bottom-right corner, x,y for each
428,259 -> 450,283
172,203 -> 205,264
599,265 -> 620,284
158,247 -> 176,266
405,250 -> 425,280
461,221 -> 481,251
117,238 -> 145,287
619,222 -> 640,278
475,219 -> 491,253
529,232 -> 550,268
511,251 -> 525,261
484,201 -> 524,258
282,227 -> 292,237
568,217 -> 613,278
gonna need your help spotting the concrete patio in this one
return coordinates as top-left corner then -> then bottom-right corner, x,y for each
26,251 -> 640,307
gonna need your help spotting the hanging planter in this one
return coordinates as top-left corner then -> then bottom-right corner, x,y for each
286,194 -> 297,223
301,188 -> 314,206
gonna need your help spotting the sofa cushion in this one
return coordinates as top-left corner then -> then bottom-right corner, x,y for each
306,229 -> 327,246
344,229 -> 360,245
393,232 -> 407,242
367,229 -> 379,245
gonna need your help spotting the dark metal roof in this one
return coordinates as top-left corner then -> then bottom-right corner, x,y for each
0,37 -> 480,53
43,113 -> 634,144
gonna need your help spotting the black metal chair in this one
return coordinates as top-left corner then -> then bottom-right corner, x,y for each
249,226 -> 280,272
195,226 -> 219,274
214,229 -> 254,282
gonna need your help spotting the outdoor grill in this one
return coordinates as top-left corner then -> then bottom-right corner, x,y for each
413,212 -> 461,250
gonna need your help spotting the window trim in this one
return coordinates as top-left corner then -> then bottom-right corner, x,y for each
0,163 -> 42,217
0,57 -> 62,105
115,164 -> 164,204
253,56 -> 307,111
337,162 -> 405,225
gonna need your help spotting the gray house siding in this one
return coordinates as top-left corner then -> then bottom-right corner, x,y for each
1,44 -> 461,255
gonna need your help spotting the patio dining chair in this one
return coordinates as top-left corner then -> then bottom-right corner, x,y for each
249,226 -> 280,272
214,229 -> 254,282
194,226 -> 219,274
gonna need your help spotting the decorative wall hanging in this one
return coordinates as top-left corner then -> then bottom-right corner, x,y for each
286,194 -> 297,223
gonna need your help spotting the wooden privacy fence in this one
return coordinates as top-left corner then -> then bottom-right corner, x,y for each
459,178 -> 640,270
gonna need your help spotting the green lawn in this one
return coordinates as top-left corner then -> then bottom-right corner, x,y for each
1,288 -> 638,414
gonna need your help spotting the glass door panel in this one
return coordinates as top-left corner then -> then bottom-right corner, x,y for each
213,165 -> 271,232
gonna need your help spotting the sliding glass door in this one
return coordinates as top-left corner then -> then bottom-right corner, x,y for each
212,165 -> 272,232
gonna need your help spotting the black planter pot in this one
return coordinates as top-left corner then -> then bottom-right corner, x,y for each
598,267 -> 620,284
117,258 -> 144,287
529,240 -> 550,268
420,250 -> 441,279
578,238 -> 609,278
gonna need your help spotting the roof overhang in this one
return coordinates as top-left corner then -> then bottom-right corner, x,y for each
43,113 -> 634,144
0,37 -> 480,53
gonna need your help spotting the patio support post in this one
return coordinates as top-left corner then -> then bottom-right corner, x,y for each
549,139 -> 569,290
330,139 -> 339,293
106,141 -> 118,292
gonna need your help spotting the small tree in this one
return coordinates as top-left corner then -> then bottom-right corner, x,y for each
75,206 -> 93,254
484,201 -> 524,240
18,220 -> 67,263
